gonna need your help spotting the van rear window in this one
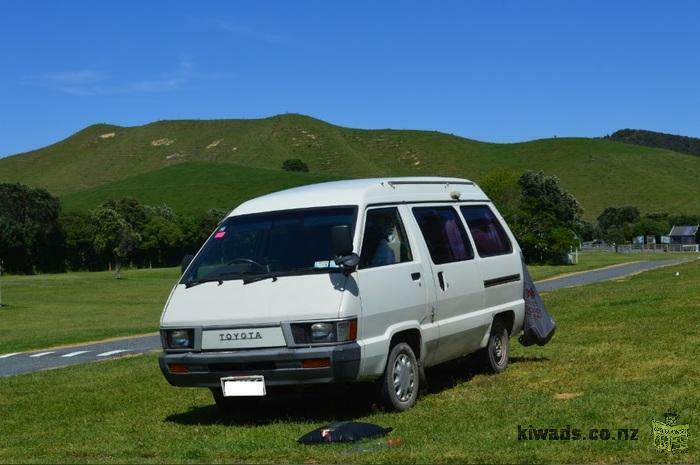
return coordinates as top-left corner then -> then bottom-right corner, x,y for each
460,205 -> 513,257
412,207 -> 474,264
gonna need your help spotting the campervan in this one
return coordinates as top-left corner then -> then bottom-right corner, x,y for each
159,178 -> 525,411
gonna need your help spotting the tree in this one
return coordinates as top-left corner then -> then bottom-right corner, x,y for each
511,171 -> 582,264
597,206 -> 641,247
61,211 -> 98,270
91,207 -> 140,278
633,217 -> 669,237
478,168 -> 520,219
597,206 -> 640,233
140,216 -> 183,266
281,158 -> 309,172
102,198 -> 148,232
0,183 -> 64,273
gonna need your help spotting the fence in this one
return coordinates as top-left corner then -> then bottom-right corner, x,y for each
581,243 -> 699,253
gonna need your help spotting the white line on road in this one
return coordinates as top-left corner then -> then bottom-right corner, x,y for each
0,353 -> 21,359
96,349 -> 130,357
62,350 -> 92,358
29,351 -> 55,358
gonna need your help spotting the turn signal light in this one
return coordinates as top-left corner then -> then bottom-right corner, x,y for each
168,363 -> 189,373
301,358 -> 331,369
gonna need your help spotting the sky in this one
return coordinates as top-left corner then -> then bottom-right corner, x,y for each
1,0 -> 699,157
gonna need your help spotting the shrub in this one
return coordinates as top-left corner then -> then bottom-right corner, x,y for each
281,158 -> 309,172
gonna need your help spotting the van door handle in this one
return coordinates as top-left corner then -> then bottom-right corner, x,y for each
411,272 -> 421,281
437,271 -> 446,291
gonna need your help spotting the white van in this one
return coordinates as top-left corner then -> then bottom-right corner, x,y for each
159,177 -> 525,411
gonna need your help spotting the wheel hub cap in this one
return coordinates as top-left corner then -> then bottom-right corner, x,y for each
392,354 -> 415,402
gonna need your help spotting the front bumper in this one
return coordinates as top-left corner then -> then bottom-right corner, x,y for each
159,343 -> 361,388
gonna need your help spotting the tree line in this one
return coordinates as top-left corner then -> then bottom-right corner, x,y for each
606,129 -> 700,158
480,170 -> 700,262
2,173 -> 698,275
595,207 -> 700,245
0,183 -> 224,274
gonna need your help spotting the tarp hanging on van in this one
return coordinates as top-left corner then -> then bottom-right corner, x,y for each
298,421 -> 393,444
519,256 -> 556,346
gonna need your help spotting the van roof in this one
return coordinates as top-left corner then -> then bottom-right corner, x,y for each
230,177 -> 489,216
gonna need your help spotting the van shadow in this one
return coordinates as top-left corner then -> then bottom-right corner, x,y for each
165,383 -> 379,426
165,354 -> 550,426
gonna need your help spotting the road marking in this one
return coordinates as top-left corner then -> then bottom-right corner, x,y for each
62,350 -> 92,358
29,351 -> 55,358
0,353 -> 21,359
96,349 -> 130,357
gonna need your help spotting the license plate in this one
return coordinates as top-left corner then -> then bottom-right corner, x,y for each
220,375 -> 266,397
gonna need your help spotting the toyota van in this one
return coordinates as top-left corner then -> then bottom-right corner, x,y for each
159,177 -> 525,411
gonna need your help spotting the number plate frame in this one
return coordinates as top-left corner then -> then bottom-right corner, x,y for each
220,375 -> 266,397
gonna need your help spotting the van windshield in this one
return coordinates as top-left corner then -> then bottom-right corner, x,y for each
181,207 -> 356,286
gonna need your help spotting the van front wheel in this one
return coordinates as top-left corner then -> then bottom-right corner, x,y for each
480,319 -> 509,373
380,342 -> 419,411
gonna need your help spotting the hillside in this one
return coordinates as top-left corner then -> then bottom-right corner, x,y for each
607,128 -> 700,157
60,162 -> 341,214
1,114 -> 700,220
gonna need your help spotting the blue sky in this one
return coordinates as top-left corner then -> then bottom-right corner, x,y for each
1,0 -> 699,157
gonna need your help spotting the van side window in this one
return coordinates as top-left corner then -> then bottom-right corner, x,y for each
412,207 -> 474,264
460,205 -> 513,257
359,208 -> 413,269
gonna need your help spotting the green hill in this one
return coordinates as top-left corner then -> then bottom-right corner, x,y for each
60,162 -> 341,214
1,113 -> 699,220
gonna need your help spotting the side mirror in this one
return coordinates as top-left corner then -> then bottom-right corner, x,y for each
335,252 -> 360,272
181,254 -> 194,274
331,225 -> 359,272
331,225 -> 354,257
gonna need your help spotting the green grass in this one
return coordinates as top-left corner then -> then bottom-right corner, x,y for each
527,250 -> 699,281
1,114 -> 699,219
60,162 -> 342,214
1,260 -> 698,463
0,267 -> 179,353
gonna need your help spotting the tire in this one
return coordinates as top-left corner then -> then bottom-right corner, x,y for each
380,342 -> 420,411
480,319 -> 509,373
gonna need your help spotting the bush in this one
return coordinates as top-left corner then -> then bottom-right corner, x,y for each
281,158 -> 309,172
511,171 -> 582,264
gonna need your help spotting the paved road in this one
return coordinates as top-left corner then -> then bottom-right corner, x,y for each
0,335 -> 160,377
534,257 -> 692,292
0,257 -> 694,377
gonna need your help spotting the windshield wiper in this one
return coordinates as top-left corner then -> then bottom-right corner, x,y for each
184,277 -> 224,289
242,267 -> 342,285
184,270 -> 264,288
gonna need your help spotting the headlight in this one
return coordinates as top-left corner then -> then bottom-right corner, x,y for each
311,322 -> 335,342
291,318 -> 357,345
166,329 -> 194,349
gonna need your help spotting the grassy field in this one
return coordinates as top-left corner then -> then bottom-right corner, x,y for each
1,114 -> 700,219
0,259 -> 697,463
2,251 -> 696,354
0,268 -> 179,353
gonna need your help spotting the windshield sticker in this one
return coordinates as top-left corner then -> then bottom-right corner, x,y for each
214,231 -> 226,239
314,261 -> 330,268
